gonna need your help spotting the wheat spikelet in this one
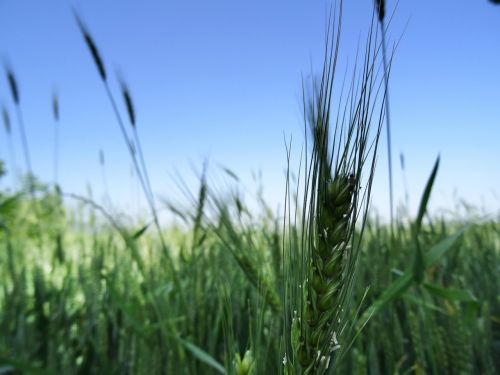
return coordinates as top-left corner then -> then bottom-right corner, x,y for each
447,314 -> 473,374
236,251 -> 282,314
234,350 -> 255,375
297,173 -> 355,370
434,325 -> 449,374
408,309 -> 426,372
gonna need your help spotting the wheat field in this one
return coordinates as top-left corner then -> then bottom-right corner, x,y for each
0,1 -> 499,374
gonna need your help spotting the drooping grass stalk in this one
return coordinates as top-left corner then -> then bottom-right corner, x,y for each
73,13 -> 171,262
3,67 -> 46,248
283,2 -> 385,373
73,17 -> 186,371
4,67 -> 34,187
3,67 -> 46,246
119,78 -> 156,213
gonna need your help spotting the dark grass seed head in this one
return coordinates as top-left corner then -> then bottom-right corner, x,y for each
120,82 -> 136,127
130,138 -> 136,155
52,93 -> 59,122
74,12 -> 107,82
99,150 -> 105,166
2,106 -> 11,134
375,0 -> 385,22
5,69 -> 19,105
84,34 -> 107,81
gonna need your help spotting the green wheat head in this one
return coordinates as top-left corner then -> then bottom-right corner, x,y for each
284,2 -> 385,373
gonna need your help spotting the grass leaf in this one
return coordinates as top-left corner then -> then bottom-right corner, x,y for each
132,223 -> 150,239
423,283 -> 478,303
413,156 -> 440,284
177,338 -> 226,374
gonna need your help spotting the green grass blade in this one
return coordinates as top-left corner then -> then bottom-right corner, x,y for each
413,156 -> 440,283
177,338 -> 226,374
415,156 -> 440,233
423,283 -> 478,303
424,226 -> 467,268
404,294 -> 447,313
356,224 -> 466,331
356,272 -> 413,331
132,223 -> 150,239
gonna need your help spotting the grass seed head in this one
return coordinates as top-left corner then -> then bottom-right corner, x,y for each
375,0 -> 385,22
5,69 -> 19,105
2,106 -> 11,134
99,150 -> 105,166
120,81 -> 136,127
74,13 -> 107,82
52,93 -> 59,122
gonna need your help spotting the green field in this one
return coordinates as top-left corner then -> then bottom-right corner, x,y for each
0,172 -> 498,374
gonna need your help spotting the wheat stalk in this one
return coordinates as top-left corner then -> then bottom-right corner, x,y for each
2,105 -> 17,186
374,0 -> 394,233
73,11 -> 172,261
52,91 -> 60,187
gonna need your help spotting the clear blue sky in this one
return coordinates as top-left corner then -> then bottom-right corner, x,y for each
0,0 -> 499,221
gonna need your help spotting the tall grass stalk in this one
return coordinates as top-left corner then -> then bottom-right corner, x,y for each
52,92 -> 60,187
4,68 -> 34,185
119,78 -> 157,215
74,15 -> 188,373
2,105 -> 17,187
374,0 -> 394,232
74,13 -> 171,263
98,149 -> 111,203
4,66 -> 45,243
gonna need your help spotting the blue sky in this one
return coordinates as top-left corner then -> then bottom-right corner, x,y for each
0,0 -> 499,221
